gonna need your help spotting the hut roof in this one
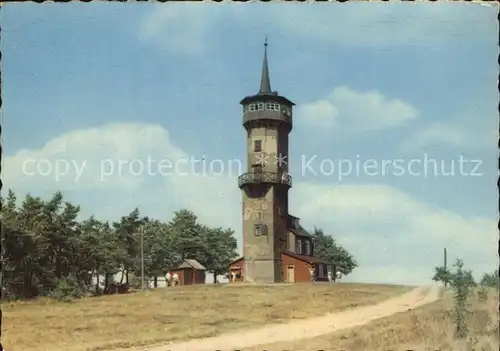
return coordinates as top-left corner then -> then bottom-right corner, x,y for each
177,259 -> 206,270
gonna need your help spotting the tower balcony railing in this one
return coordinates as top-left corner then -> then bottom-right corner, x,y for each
238,171 -> 292,188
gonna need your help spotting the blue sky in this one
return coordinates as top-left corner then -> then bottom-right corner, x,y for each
2,2 -> 498,285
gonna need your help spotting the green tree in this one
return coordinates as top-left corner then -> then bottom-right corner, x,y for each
451,259 -> 474,339
312,228 -> 357,276
79,216 -> 125,294
2,190 -> 84,298
167,210 -> 238,283
169,210 -> 205,261
479,270 -> 499,288
0,190 -> 239,300
142,220 -> 181,287
2,190 -> 44,298
112,208 -> 148,284
201,226 -> 238,283
432,262 -> 475,289
432,265 -> 453,287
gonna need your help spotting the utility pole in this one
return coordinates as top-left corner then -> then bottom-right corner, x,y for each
444,247 -> 448,288
140,226 -> 145,290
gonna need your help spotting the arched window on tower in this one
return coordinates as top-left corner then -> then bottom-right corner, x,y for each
296,239 -> 302,254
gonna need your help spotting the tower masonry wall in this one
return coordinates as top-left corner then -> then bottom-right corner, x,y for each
272,187 -> 289,282
246,123 -> 290,173
242,185 -> 276,283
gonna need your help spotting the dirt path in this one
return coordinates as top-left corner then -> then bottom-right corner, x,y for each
122,286 -> 441,351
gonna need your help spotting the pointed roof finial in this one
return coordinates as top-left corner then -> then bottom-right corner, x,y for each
259,36 -> 271,94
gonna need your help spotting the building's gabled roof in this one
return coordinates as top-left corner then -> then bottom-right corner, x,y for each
288,214 -> 313,238
283,250 -> 332,265
290,225 -> 313,238
229,256 -> 244,266
177,259 -> 206,270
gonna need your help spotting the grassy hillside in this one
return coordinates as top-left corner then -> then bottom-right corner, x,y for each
246,288 -> 499,351
2,283 -> 409,351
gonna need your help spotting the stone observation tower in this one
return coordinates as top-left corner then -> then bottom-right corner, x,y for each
238,38 -> 295,283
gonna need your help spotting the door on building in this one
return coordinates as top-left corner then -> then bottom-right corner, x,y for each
184,269 -> 193,285
286,265 -> 295,283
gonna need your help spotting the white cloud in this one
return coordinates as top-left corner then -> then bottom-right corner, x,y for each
295,100 -> 339,129
296,86 -> 418,132
400,116 -> 497,152
3,123 -> 187,191
3,122 -> 241,231
292,183 -> 497,285
4,123 -> 496,286
137,4 -> 212,56
255,3 -> 495,48
135,3 -> 495,57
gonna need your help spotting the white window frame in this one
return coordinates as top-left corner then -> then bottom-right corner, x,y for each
258,103 -> 264,110
296,239 -> 302,254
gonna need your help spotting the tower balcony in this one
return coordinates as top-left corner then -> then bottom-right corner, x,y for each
238,171 -> 292,189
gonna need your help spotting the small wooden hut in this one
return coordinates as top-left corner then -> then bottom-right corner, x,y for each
171,259 -> 206,285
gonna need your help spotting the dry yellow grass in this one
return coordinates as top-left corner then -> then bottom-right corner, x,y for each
2,283 -> 409,351
244,288 -> 499,351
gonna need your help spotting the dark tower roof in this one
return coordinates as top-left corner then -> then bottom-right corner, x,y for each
259,37 -> 272,94
240,38 -> 295,106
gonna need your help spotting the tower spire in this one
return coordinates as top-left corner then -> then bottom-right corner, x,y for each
259,37 -> 272,94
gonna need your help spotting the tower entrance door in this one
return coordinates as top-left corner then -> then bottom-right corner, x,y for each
286,265 -> 295,283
